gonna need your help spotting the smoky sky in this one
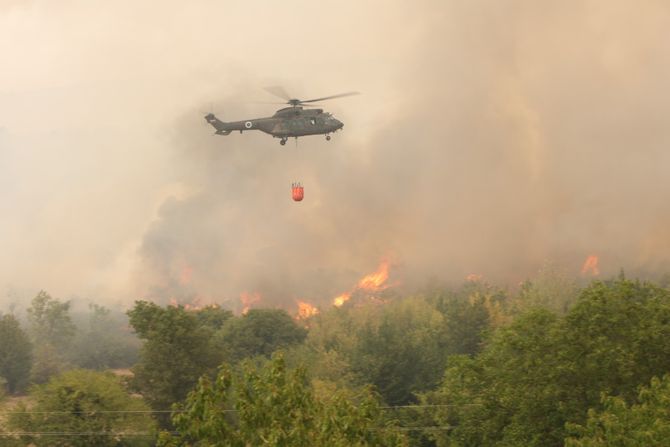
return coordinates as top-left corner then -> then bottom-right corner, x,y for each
2,1 -> 670,310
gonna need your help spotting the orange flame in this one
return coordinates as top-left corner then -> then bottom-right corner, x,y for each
240,291 -> 261,315
333,259 -> 392,307
466,273 -> 483,282
357,260 -> 390,292
333,292 -> 352,308
581,255 -> 600,276
296,300 -> 320,319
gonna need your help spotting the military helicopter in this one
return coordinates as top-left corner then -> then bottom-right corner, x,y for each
204,87 -> 359,145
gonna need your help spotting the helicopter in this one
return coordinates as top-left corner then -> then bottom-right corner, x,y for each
204,87 -> 359,145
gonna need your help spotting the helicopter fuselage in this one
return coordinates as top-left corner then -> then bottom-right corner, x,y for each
205,106 -> 344,144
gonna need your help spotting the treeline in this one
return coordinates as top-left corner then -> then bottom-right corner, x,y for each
2,273 -> 670,445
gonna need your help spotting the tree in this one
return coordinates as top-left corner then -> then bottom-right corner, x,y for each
565,374 -> 670,446
423,278 -> 670,446
422,309 -> 564,447
514,262 -> 580,314
348,299 -> 446,406
7,369 -> 156,447
437,292 -> 490,356
217,309 -> 307,363
0,313 -> 32,393
70,304 -> 140,370
127,301 -> 223,425
26,291 -> 76,383
194,305 -> 233,331
157,354 -> 408,446
557,279 -> 670,407
27,290 -> 75,347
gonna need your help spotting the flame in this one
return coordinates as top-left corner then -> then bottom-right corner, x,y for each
333,292 -> 352,308
332,259 -> 393,307
581,255 -> 600,276
296,300 -> 320,319
357,260 -> 390,292
466,273 -> 483,282
240,291 -> 261,315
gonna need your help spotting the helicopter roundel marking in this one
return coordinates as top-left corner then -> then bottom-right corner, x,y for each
245,121 -> 253,129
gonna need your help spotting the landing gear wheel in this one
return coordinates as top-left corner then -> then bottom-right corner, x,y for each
326,135 -> 331,141
280,138 -> 287,146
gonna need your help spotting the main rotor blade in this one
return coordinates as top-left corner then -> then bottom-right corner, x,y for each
264,86 -> 292,101
299,91 -> 360,103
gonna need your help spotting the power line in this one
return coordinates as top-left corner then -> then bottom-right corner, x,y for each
370,426 -> 453,431
0,431 -> 175,437
0,403 -> 480,416
0,410 -> 181,415
379,404 -> 481,409
0,427 -> 454,437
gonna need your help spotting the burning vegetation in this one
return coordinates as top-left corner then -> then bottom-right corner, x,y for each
295,300 -> 319,320
239,291 -> 261,315
332,259 -> 392,307
581,255 -> 600,276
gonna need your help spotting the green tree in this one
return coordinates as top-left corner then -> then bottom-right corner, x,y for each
217,309 -> 307,363
71,304 -> 140,370
0,313 -> 32,393
348,299 -> 446,406
423,278 -> 670,446
557,279 -> 670,407
195,304 -> 233,331
515,262 -> 580,314
297,299 -> 447,408
127,301 -> 223,425
7,369 -> 156,447
565,374 -> 670,446
27,291 -> 76,383
27,290 -> 75,347
422,309 -> 563,446
437,292 -> 490,356
157,354 -> 408,446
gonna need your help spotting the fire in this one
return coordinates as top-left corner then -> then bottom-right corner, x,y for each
357,260 -> 390,292
466,273 -> 483,282
240,291 -> 261,315
296,300 -> 320,320
333,292 -> 352,308
333,259 -> 393,307
581,255 -> 600,276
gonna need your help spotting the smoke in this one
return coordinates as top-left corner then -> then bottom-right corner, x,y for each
2,1 -> 670,309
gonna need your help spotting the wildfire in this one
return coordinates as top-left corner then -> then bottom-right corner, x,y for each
333,260 -> 393,307
333,292 -> 352,307
240,291 -> 261,315
466,273 -> 483,282
296,300 -> 320,320
581,255 -> 600,276
357,260 -> 390,292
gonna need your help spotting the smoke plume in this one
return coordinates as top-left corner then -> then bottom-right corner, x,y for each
2,1 -> 670,309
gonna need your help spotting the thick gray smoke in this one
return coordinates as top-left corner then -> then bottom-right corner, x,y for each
2,1 -> 670,310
